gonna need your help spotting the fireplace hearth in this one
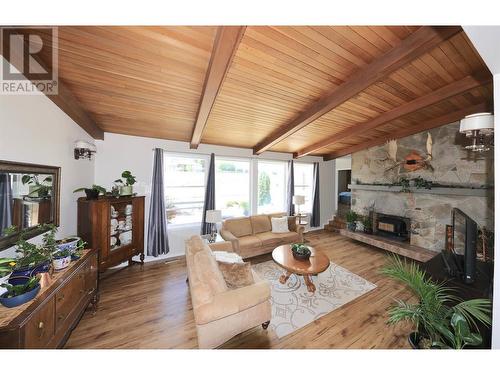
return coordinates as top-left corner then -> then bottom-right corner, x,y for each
373,212 -> 410,242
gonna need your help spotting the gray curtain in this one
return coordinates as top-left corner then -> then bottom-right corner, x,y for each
311,162 -> 320,227
285,160 -> 295,216
201,153 -> 215,235
147,148 -> 169,257
0,173 -> 13,235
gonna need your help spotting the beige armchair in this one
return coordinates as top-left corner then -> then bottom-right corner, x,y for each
185,236 -> 271,349
220,213 -> 304,259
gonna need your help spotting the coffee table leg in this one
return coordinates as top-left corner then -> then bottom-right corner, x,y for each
303,274 -> 316,293
279,271 -> 292,284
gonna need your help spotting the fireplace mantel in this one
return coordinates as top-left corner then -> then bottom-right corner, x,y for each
348,184 -> 491,197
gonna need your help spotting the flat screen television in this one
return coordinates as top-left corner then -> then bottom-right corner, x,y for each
451,208 -> 478,284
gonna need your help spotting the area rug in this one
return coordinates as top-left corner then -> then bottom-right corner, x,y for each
252,260 -> 376,338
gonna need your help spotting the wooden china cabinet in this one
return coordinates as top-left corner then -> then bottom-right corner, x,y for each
77,196 -> 145,272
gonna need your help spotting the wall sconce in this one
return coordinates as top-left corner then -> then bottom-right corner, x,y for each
459,112 -> 494,152
74,140 -> 97,160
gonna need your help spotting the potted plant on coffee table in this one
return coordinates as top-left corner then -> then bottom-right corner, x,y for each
0,275 -> 41,308
114,170 -> 137,196
345,210 -> 358,232
381,255 -> 492,349
73,184 -> 106,200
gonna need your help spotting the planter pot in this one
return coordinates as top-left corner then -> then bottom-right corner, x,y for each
0,273 -> 12,295
52,255 -> 71,271
10,261 -> 50,283
56,237 -> 80,253
347,222 -> 357,231
408,332 -> 421,349
119,185 -> 133,196
363,227 -> 373,234
292,249 -> 311,261
84,189 -> 100,200
0,282 -> 40,308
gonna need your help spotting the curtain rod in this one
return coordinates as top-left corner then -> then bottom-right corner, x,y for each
151,147 -> 321,162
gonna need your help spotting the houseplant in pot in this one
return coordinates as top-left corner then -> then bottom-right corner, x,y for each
291,243 -> 311,260
22,174 -> 52,199
114,170 -> 137,196
381,255 -> 491,349
0,258 -> 16,295
10,224 -> 57,282
0,275 -> 41,308
52,249 -> 72,271
73,184 -> 106,200
345,210 -> 358,232
361,215 -> 373,234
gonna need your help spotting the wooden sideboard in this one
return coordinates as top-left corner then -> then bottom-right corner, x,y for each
77,196 -> 145,272
0,249 -> 98,348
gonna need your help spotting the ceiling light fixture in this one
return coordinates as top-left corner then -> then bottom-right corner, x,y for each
459,112 -> 494,152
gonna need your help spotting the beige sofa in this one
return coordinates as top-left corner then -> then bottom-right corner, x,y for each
220,213 -> 304,259
185,235 -> 271,349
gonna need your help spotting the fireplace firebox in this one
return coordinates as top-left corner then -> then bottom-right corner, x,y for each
373,212 -> 410,242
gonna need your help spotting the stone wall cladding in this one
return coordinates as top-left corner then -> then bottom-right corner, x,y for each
351,122 -> 494,252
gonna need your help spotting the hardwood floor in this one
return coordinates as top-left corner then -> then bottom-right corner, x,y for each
65,231 -> 414,349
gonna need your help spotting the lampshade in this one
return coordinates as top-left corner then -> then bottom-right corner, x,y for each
205,210 -> 222,223
293,195 -> 305,205
459,112 -> 494,135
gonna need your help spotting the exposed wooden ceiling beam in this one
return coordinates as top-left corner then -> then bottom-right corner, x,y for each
322,102 -> 491,161
0,28 -> 104,139
252,26 -> 462,155
295,74 -> 491,158
190,26 -> 246,149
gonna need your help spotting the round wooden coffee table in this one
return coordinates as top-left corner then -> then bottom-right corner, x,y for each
272,244 -> 330,293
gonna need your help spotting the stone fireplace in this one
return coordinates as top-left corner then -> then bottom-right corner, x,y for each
350,122 -> 493,253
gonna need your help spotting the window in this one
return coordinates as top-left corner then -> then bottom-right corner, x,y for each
294,163 -> 314,214
164,155 -> 207,225
215,158 -> 250,219
257,161 -> 286,214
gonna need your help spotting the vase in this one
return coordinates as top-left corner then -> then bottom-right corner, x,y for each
120,185 -> 133,196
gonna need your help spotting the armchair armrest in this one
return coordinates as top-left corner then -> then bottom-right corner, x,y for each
194,280 -> 271,325
208,241 -> 234,252
220,229 -> 240,252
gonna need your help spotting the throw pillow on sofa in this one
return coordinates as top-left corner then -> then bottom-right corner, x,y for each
271,216 -> 290,233
217,261 -> 254,289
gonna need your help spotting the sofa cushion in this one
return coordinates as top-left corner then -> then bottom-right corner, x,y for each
224,217 -> 253,238
238,235 -> 263,250
250,214 -> 272,234
194,250 -> 228,296
217,261 -> 255,289
254,231 -> 282,247
272,231 -> 300,243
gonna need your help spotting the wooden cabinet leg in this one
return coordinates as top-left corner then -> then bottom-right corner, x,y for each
90,292 -> 100,315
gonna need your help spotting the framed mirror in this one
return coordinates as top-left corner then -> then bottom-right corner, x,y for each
0,160 -> 60,251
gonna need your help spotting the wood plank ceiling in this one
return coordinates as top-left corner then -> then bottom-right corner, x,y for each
2,26 -> 492,160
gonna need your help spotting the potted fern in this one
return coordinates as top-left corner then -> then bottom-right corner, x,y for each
114,170 -> 137,196
381,255 -> 492,349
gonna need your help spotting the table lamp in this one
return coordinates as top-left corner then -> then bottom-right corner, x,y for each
293,195 -> 305,216
205,209 -> 222,242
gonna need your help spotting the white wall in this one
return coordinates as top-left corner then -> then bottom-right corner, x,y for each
94,133 -> 335,260
0,58 -> 95,257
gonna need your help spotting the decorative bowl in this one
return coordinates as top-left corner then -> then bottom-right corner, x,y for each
56,237 -> 80,253
52,255 -> 71,271
291,244 -> 311,261
10,261 -> 50,283
0,282 -> 40,308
